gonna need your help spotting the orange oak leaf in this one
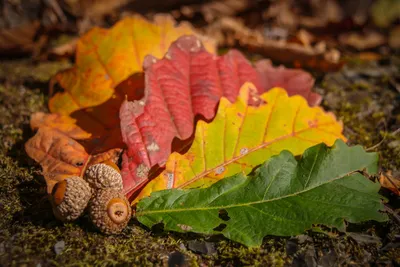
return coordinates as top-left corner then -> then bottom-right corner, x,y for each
119,35 -> 322,198
31,73 -> 144,152
49,14 -> 216,115
25,72 -> 146,193
25,127 -> 121,193
30,112 -> 91,140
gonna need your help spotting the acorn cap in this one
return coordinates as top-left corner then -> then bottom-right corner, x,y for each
89,189 -> 132,234
51,176 -> 92,221
85,163 -> 123,191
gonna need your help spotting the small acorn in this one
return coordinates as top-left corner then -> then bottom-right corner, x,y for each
89,189 -> 132,234
50,176 -> 92,221
85,162 -> 123,191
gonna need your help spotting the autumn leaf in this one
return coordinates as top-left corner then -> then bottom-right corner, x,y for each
25,127 -> 121,193
30,112 -> 91,140
49,14 -> 216,115
120,35 -> 322,197
255,60 -> 321,106
137,140 -> 387,247
132,83 -> 345,202
29,73 -> 144,150
379,171 -> 400,195
25,72 -> 147,192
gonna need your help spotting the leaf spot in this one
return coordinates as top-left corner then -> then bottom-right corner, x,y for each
68,140 -> 76,145
136,164 -> 150,178
177,224 -> 192,231
190,40 -> 202,52
166,172 -> 174,189
215,166 -> 225,175
147,142 -> 160,152
240,148 -> 249,155
308,119 -> 318,127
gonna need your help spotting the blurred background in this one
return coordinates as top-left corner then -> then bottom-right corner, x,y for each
0,0 -> 399,68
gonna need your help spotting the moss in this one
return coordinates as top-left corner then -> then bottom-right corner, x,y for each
0,60 -> 71,84
0,58 -> 399,266
321,59 -> 400,173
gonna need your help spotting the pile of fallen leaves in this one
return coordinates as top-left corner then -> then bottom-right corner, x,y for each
22,12 -> 398,247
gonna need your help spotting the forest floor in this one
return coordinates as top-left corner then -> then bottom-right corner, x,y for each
0,54 -> 399,266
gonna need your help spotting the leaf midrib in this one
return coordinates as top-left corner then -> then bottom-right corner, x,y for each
137,169 -> 359,216
177,121 -> 340,189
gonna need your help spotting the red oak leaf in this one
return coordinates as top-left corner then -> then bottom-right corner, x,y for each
119,35 -> 321,199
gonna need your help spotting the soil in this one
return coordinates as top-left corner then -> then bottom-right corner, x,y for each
0,53 -> 399,266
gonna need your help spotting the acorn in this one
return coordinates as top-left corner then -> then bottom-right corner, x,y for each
85,162 -> 123,191
50,176 -> 92,221
89,189 -> 132,234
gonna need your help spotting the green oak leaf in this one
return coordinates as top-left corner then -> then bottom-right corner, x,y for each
136,140 -> 388,247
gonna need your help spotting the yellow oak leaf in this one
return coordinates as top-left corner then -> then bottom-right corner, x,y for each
134,83 -> 346,203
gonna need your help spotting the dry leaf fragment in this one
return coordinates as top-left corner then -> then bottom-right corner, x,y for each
339,31 -> 386,50
379,171 -> 400,195
176,0 -> 262,22
389,26 -> 400,49
207,17 -> 343,71
0,21 -> 41,56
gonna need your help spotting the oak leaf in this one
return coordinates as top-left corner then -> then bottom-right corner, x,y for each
25,72 -> 146,193
25,127 -> 121,193
133,83 -> 345,202
136,140 -> 386,247
120,36 -> 322,198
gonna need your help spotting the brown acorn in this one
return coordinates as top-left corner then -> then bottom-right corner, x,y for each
85,162 -> 123,191
89,189 -> 131,234
50,176 -> 92,221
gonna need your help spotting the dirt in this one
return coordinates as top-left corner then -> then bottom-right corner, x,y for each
0,54 -> 398,266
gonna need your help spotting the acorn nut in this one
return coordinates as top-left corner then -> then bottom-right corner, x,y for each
85,163 -> 123,191
89,189 -> 131,234
51,176 -> 92,221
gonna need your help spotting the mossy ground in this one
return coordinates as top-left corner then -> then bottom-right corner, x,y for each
0,57 -> 399,266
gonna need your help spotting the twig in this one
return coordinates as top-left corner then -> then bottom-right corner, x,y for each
366,120 -> 387,151
384,205 -> 400,225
